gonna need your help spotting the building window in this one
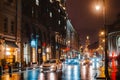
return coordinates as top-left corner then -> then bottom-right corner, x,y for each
24,44 -> 30,64
58,20 -> 61,25
32,7 -> 34,17
4,18 -> 8,32
64,26 -> 66,29
58,9 -> 60,13
49,12 -> 52,18
118,37 -> 120,47
50,0 -> 53,3
11,21 -> 15,34
64,17 -> 66,20
35,0 -> 39,6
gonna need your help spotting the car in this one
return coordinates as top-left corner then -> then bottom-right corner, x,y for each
40,59 -> 62,72
40,60 -> 56,72
49,59 -> 62,70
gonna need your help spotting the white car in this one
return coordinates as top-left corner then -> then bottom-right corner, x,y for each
40,59 -> 62,72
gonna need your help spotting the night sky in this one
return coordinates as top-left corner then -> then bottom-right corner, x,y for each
66,0 -> 120,45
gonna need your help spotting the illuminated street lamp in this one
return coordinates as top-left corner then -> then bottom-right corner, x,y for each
100,31 -> 105,36
95,5 -> 101,11
95,0 -> 110,79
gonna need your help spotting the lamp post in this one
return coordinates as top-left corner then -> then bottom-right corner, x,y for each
95,0 -> 110,79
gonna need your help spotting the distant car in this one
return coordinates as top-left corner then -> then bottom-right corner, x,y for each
40,59 -> 62,72
64,58 -> 80,65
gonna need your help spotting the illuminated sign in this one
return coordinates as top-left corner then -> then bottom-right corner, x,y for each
31,39 -> 36,47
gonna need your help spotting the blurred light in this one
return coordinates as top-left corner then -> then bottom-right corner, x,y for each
49,72 -> 56,80
6,47 -> 10,51
31,39 -> 36,47
50,0 -> 53,3
49,12 -> 52,18
67,40 -> 70,44
6,52 -> 10,55
87,36 -> 89,39
101,31 -> 104,35
38,73 -> 45,80
35,0 -> 39,5
42,42 -> 46,47
46,47 -> 50,53
102,39 -> 105,42
111,72 -> 116,80
95,5 -> 101,11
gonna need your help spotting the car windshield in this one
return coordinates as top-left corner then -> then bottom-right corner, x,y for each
49,60 -> 56,63
44,61 -> 50,63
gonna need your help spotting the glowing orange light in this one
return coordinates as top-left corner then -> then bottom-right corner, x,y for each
66,47 -> 70,51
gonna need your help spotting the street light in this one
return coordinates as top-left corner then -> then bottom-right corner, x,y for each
95,0 -> 110,79
95,5 -> 101,11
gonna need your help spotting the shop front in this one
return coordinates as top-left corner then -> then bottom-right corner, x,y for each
108,31 -> 120,69
108,31 -> 120,58
0,40 -> 19,69
4,41 -> 18,64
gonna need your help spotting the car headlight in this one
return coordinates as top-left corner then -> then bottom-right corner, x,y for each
51,65 -> 57,68
51,65 -> 55,68
40,65 -> 43,68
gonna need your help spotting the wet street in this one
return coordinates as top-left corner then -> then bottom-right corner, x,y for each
1,61 -> 120,80
0,64 -> 100,80
0,69 -> 62,80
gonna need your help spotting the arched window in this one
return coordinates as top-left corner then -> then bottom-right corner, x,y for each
118,37 -> 120,47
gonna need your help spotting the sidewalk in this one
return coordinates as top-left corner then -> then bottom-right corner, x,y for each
0,64 -> 40,76
96,66 -> 106,80
95,66 -> 111,80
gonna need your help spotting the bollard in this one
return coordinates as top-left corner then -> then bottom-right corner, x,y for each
0,66 -> 3,75
8,65 -> 12,74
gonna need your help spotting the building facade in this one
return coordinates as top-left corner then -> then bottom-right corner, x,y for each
0,0 -> 21,66
21,0 -> 68,64
108,14 -> 120,58
105,14 -> 120,70
0,0 -> 79,67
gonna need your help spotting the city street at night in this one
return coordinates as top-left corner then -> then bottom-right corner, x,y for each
0,0 -> 120,80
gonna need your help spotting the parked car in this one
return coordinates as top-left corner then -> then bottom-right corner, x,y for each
51,59 -> 62,70
40,59 -> 62,72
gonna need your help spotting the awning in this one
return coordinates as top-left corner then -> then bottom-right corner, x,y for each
5,41 -> 18,48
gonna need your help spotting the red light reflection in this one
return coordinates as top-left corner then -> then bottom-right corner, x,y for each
110,51 -> 118,80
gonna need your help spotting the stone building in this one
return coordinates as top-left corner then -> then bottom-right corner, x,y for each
0,0 -> 21,66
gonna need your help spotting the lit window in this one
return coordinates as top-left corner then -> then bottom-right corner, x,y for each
58,9 -> 60,13
50,0 -> 53,3
35,0 -> 39,6
50,12 -> 52,18
64,26 -> 66,29
118,37 -> 120,47
32,7 -> 34,16
58,20 -> 61,25
64,17 -> 66,19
